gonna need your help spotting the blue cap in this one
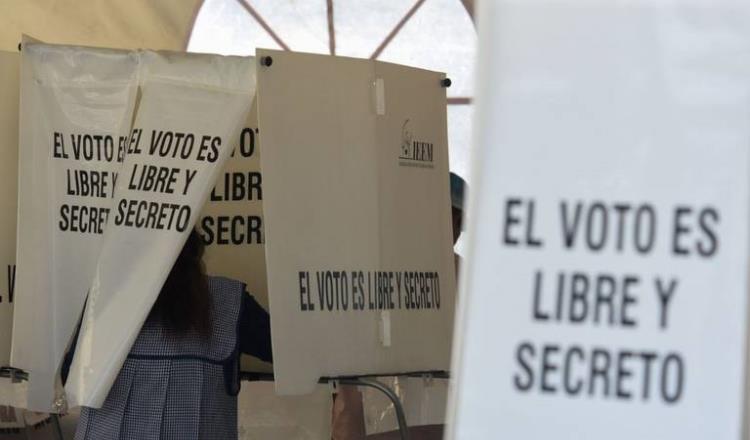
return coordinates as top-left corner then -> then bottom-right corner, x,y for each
450,172 -> 466,210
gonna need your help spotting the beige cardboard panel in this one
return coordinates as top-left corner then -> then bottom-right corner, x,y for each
201,100 -> 266,306
0,51 -> 18,368
200,99 -> 271,372
373,60 -> 455,371
257,49 -> 454,395
258,50 -> 380,395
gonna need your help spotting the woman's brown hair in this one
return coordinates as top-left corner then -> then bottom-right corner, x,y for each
150,229 -> 211,335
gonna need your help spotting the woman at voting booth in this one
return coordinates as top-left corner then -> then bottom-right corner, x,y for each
62,230 -> 272,439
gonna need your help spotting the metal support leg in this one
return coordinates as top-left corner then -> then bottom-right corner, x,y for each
339,378 -> 410,440
50,414 -> 64,440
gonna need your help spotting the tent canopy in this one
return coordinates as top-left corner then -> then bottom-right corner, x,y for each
1,0 -> 474,52
1,0 -> 476,179
0,0 -> 202,52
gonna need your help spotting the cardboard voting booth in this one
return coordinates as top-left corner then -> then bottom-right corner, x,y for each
448,1 -> 750,439
7,41 -> 454,434
9,41 -> 256,411
257,49 -> 455,395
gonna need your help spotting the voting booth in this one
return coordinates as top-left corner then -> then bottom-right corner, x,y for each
257,49 -> 455,396
447,1 -> 750,439
0,35 -> 455,439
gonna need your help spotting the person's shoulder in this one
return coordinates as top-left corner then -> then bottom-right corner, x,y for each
206,276 -> 245,320
207,275 -> 244,286
207,275 -> 246,295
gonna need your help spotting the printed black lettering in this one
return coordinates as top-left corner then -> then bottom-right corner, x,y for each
585,202 -> 608,251
503,198 -> 522,246
514,342 -> 535,391
560,201 -> 583,249
697,207 -> 719,257
672,206 -> 691,256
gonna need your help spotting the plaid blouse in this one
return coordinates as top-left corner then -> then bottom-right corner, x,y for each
74,276 -> 267,440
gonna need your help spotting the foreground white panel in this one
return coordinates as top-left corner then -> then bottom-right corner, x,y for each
448,1 -> 750,439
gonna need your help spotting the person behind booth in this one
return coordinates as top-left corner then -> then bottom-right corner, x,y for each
62,229 -> 272,440
450,171 -> 466,273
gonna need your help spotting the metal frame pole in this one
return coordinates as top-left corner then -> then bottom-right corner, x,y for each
50,414 -> 65,440
240,370 -> 450,440
339,378 -> 410,440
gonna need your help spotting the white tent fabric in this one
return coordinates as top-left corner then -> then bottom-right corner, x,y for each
188,0 -> 476,182
0,0 -> 476,181
0,0 -> 202,52
0,0 -> 475,54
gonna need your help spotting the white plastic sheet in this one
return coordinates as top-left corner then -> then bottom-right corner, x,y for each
12,40 -> 139,412
0,405 -> 25,431
362,377 -> 447,435
65,50 -> 256,408
238,382 -> 332,440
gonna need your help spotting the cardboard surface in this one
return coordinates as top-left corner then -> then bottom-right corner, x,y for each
257,49 -> 455,395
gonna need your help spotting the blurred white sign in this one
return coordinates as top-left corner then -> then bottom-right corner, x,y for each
448,1 -> 750,439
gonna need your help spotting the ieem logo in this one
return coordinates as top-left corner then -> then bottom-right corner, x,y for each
399,119 -> 434,168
